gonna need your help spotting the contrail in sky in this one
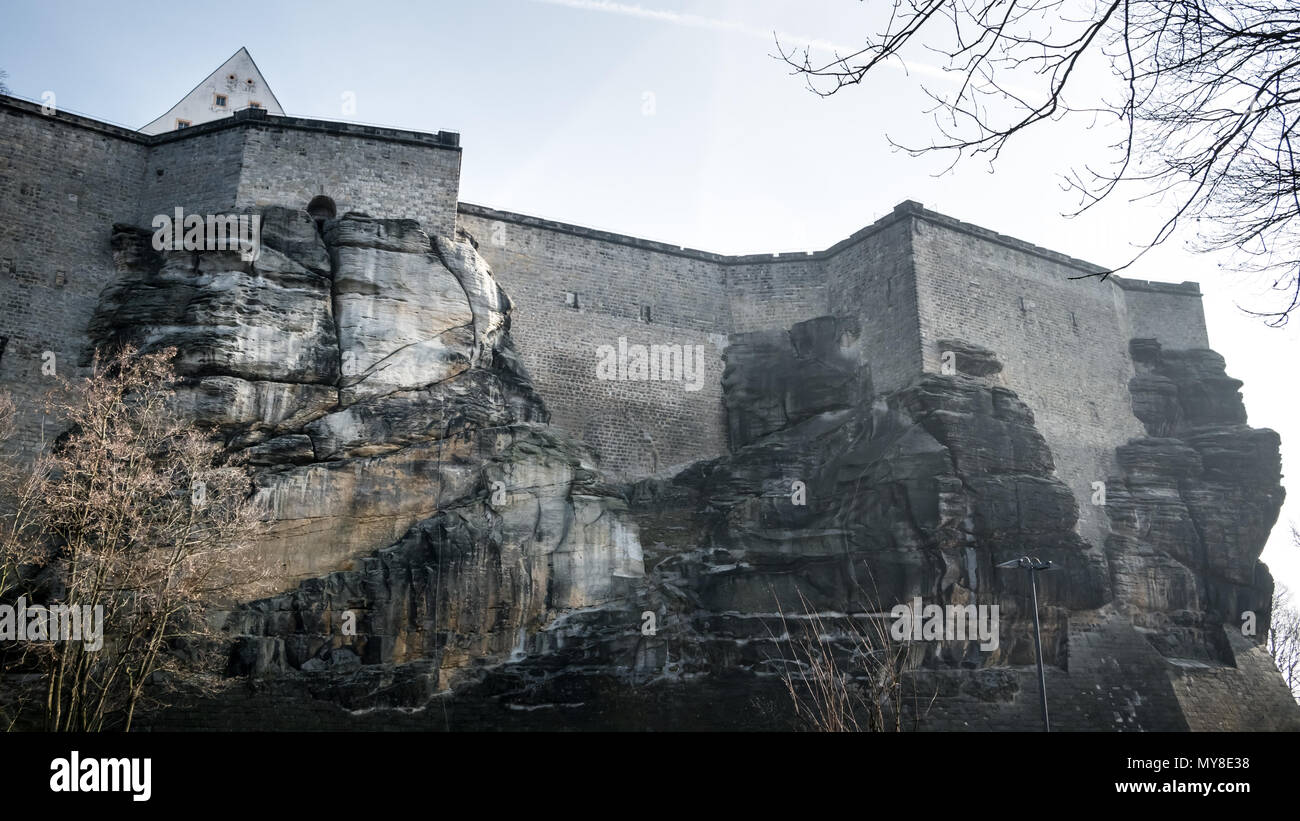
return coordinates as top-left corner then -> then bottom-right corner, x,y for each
532,0 -> 862,55
529,0 -> 1014,89
533,0 -> 961,80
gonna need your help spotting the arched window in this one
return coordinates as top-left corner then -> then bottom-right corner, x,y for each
306,195 -> 336,228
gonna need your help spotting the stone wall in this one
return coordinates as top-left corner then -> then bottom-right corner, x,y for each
0,99 -> 147,455
1170,631 -> 1300,731
725,254 -> 827,334
137,126 -> 245,225
0,96 -> 465,459
6,94 -> 1291,732
907,204 -> 1150,549
457,204 -> 935,476
821,207 -> 923,393
0,94 -> 1234,544
458,205 -> 735,478
1115,277 -> 1211,349
237,119 -> 461,238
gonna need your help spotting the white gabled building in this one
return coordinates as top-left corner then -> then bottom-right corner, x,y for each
140,47 -> 284,135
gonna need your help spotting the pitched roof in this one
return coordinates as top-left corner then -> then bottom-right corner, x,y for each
140,47 -> 284,134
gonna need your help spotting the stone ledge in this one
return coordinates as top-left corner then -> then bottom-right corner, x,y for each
1111,275 -> 1203,296
897,200 -> 1113,276
0,94 -> 461,151
458,200 -> 1149,282
1,94 -> 144,141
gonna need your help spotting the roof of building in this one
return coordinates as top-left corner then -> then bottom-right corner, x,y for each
139,47 -> 284,135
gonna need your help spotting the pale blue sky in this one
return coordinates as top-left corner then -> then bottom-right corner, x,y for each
2,0 -> 1296,592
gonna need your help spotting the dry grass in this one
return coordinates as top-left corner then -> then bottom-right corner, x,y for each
772,586 -> 934,732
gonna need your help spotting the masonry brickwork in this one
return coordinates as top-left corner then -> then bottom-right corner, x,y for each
458,195 -> 1204,563
0,97 -> 461,457
0,93 -> 1230,554
4,92 -> 1290,731
907,207 -> 1160,548
0,100 -> 147,457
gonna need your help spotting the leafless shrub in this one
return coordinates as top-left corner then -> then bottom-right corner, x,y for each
0,346 -> 270,731
771,587 -> 934,731
1269,531 -> 1300,703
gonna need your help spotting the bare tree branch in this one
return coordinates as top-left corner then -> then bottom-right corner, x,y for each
777,0 -> 1300,324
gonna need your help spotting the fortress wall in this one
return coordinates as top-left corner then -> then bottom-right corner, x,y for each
138,127 -> 246,224
458,206 -> 731,478
0,98 -> 147,455
724,256 -> 827,334
237,123 -> 462,238
1114,277 -> 1210,349
907,207 -> 1148,549
821,211 -> 923,393
0,92 -> 1222,523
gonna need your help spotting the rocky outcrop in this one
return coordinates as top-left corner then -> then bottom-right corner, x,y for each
88,210 -> 1295,731
327,217 -> 475,404
936,338 -> 1003,378
1104,339 -> 1284,661
721,316 -> 873,449
625,321 -> 1103,672
89,208 -> 642,680
227,425 -> 642,689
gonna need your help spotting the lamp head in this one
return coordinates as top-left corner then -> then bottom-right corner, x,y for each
995,556 -> 1056,571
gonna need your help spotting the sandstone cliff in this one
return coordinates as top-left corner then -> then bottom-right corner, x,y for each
85,208 -> 1297,730
92,209 -> 642,691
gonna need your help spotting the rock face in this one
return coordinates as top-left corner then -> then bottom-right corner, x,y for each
226,426 -> 642,689
88,210 -> 1297,731
91,209 -> 642,681
613,323 -> 1102,691
1106,339 -> 1284,662
629,320 -> 1104,676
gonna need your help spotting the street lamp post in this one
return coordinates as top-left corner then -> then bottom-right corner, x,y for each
996,555 -> 1056,732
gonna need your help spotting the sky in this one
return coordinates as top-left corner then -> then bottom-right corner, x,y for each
1,0 -> 1296,593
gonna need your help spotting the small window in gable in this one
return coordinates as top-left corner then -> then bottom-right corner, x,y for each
175,119 -> 192,129
214,94 -> 228,108
248,101 -> 262,109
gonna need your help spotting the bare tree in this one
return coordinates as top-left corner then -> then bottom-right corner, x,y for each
1269,585 -> 1300,702
0,346 -> 269,731
778,1 -> 1300,324
1269,528 -> 1300,702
